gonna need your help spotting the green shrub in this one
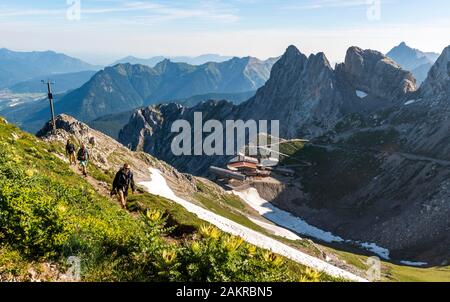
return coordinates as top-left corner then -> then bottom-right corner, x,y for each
0,166 -> 70,258
175,225 -> 291,282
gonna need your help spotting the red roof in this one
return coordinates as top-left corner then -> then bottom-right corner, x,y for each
228,162 -> 258,170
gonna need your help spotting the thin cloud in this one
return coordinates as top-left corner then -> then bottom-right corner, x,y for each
87,0 -> 239,23
0,1 -> 239,23
0,8 -> 65,17
283,0 -> 376,10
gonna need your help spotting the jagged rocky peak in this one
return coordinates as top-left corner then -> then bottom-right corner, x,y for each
341,46 -> 417,100
35,114 -> 199,196
285,44 -> 303,57
36,114 -> 91,138
236,45 -> 342,139
36,114 -> 131,172
260,45 -> 333,95
388,42 -> 417,59
282,44 -> 307,62
153,58 -> 187,74
106,62 -> 152,77
109,62 -> 133,74
153,58 -> 172,70
305,52 -> 334,76
269,45 -> 308,75
310,51 -> 332,67
421,45 -> 450,101
118,103 -> 185,151
140,103 -> 187,125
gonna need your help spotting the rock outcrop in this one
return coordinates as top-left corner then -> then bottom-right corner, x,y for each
37,114 -> 199,198
421,45 -> 450,103
237,46 -> 346,138
119,101 -> 236,175
338,46 -> 417,101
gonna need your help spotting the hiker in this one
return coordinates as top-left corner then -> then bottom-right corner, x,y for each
77,143 -> 89,177
65,139 -> 76,165
89,136 -> 96,148
111,163 -> 136,210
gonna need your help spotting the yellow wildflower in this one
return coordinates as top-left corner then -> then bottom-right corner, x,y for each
162,250 -> 177,264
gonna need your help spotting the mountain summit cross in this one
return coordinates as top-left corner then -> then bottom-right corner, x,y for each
42,80 -> 56,132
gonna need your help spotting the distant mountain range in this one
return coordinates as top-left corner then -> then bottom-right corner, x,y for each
386,42 -> 440,84
8,70 -> 97,94
0,48 -> 100,88
53,56 -> 277,122
111,54 -> 233,67
0,54 -> 275,134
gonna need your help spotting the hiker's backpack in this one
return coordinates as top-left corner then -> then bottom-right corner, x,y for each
77,148 -> 87,161
67,143 -> 75,153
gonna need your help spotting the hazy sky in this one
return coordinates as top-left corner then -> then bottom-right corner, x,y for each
1,0 -> 449,65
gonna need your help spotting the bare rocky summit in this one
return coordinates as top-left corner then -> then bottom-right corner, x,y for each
37,114 -> 200,199
421,46 -> 450,103
339,46 -> 416,100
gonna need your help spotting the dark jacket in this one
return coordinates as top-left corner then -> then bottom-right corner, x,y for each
77,147 -> 89,161
112,168 -> 136,195
66,142 -> 75,154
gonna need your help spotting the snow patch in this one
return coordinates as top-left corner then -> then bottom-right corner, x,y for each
247,217 -> 302,241
139,168 -> 367,282
358,242 -> 390,260
356,90 -> 368,98
233,188 -> 344,243
400,261 -> 428,267
234,187 -> 392,260
404,99 -> 421,105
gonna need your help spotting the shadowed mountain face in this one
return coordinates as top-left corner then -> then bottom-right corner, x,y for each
421,46 -> 450,102
0,48 -> 100,88
117,45 -> 450,264
386,42 -> 440,85
237,45 -> 416,138
339,47 -> 416,100
236,46 -> 346,138
119,101 -> 237,175
53,56 -> 277,122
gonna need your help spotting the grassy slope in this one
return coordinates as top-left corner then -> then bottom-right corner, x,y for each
0,118 -> 339,282
328,248 -> 450,282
